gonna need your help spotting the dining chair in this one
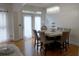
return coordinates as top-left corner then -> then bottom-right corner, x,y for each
57,27 -> 63,31
57,31 -> 70,51
40,31 -> 54,55
63,28 -> 71,47
33,30 -> 42,51
41,25 -> 47,30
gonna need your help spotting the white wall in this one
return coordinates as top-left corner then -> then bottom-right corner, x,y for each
46,4 -> 79,46
12,4 -> 24,40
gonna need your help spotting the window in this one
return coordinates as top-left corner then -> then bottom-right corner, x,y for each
0,12 -> 8,42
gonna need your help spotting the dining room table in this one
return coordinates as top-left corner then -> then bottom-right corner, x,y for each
38,28 -> 71,50
38,29 -> 63,50
40,30 -> 62,37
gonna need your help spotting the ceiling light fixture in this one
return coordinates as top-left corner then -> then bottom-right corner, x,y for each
47,6 -> 60,14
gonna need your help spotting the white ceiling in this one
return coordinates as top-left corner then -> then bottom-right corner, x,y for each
25,3 -> 79,8
3,3 -> 78,12
25,3 -> 59,8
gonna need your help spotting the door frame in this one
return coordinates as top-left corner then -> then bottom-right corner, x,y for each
22,13 -> 42,39
23,14 -> 33,39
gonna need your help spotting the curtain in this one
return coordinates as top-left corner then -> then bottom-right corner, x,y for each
0,12 -> 9,42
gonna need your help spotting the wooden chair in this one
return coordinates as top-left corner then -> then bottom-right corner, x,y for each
40,31 -> 54,55
57,31 -> 70,51
41,25 -> 47,30
63,28 -> 71,47
33,30 -> 42,51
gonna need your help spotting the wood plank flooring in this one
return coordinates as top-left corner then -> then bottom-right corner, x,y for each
9,38 -> 79,56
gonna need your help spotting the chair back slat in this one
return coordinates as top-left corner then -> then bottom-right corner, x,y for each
40,32 -> 46,42
41,26 -> 47,30
33,30 -> 39,40
61,31 -> 70,42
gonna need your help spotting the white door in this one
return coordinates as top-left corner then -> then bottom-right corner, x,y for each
35,16 -> 41,31
23,15 -> 32,39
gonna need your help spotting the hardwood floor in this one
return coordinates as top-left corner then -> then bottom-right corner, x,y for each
9,38 -> 79,56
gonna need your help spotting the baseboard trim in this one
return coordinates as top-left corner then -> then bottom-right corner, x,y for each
70,41 -> 79,47
10,38 -> 23,42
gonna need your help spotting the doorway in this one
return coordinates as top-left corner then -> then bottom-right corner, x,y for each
23,14 -> 41,40
35,16 -> 41,31
23,15 -> 32,39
